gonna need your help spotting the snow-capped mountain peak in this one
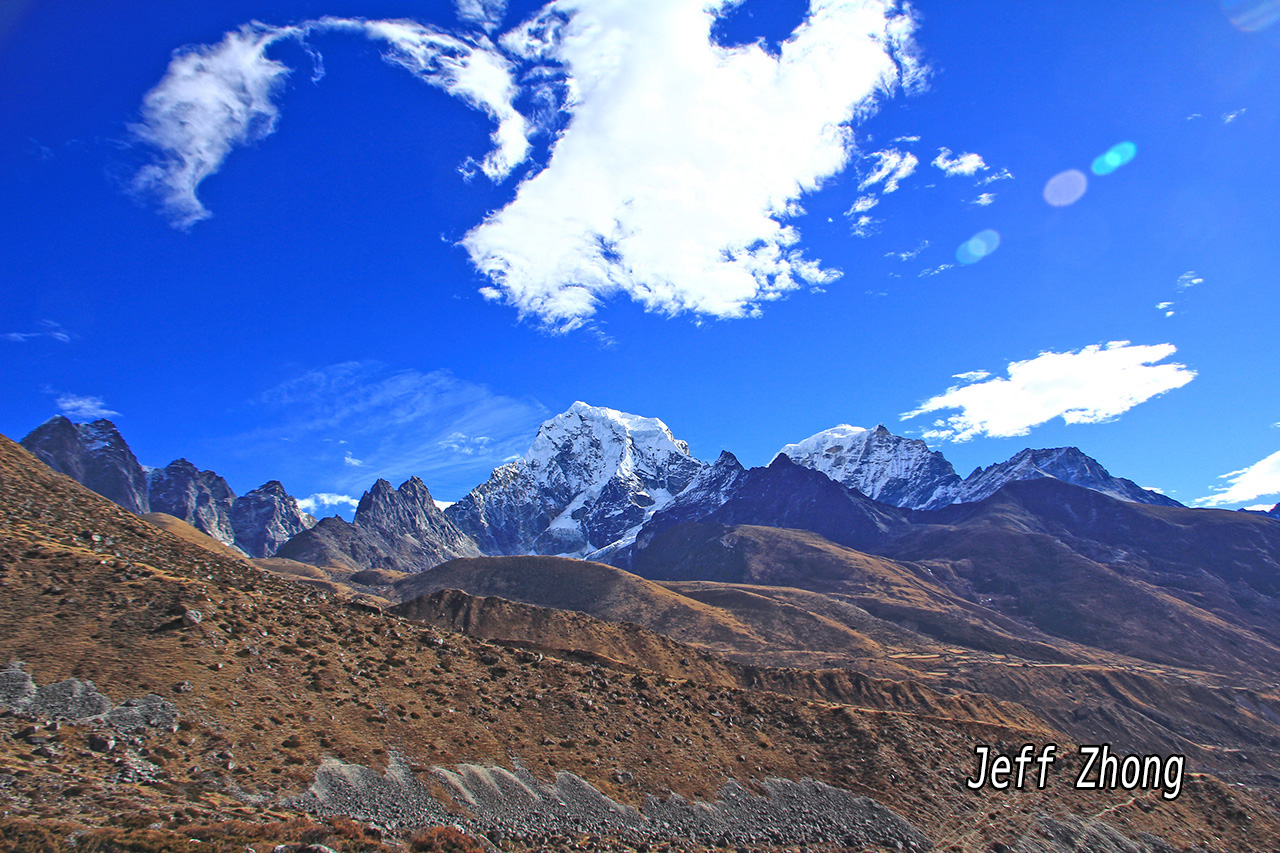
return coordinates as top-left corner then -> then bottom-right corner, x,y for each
955,447 -> 1182,507
775,423 -> 962,510
446,402 -> 706,556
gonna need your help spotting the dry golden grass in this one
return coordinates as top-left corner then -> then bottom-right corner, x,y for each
3,433 -> 1280,851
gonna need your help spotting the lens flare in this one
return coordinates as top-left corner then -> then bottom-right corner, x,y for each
956,229 -> 1000,264
1044,170 -> 1087,206
1220,0 -> 1280,31
1091,141 -> 1137,176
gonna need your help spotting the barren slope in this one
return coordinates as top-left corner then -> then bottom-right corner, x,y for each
4,433 -> 1280,851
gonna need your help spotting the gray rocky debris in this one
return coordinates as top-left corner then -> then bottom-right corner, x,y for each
28,678 -> 113,721
293,755 -> 931,849
0,663 -> 36,712
1,666 -> 179,733
1015,813 -> 1177,853
105,694 -> 179,733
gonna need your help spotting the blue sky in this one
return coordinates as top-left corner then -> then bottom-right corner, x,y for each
3,0 -> 1279,515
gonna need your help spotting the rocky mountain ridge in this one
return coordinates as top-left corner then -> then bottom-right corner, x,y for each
19,403 -> 1258,573
276,475 -> 481,572
19,415 -> 315,557
777,423 -> 1180,510
444,401 -> 706,558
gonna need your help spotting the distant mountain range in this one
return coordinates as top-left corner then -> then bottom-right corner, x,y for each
20,416 -> 315,558
17,402 -> 1263,577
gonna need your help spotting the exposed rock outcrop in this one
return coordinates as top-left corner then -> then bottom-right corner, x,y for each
276,476 -> 478,572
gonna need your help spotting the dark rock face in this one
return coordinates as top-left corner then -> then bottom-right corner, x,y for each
956,447 -> 1181,507
633,451 -> 747,556
277,477 -> 479,573
634,454 -> 905,565
147,459 -> 237,546
21,416 -> 150,514
230,480 -> 316,558
20,416 -> 313,557
1268,503 -> 1280,519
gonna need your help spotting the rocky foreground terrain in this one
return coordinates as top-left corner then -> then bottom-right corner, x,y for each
3,433 -> 1280,851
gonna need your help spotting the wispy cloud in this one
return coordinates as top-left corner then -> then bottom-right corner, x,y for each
932,147 -> 987,178
1156,301 -> 1175,317
1198,449 -> 1280,507
1176,271 -> 1203,289
129,18 -> 528,227
3,320 -> 71,343
847,196 -> 879,215
901,341 -> 1196,442
850,214 -> 879,238
437,431 -> 495,455
969,192 -> 995,206
129,23 -> 301,228
55,394 -> 119,420
918,263 -> 953,277
1222,108 -> 1247,124
977,167 -> 1013,185
886,240 -> 928,261
466,0 -> 923,329
236,361 -> 548,499
859,148 -> 918,193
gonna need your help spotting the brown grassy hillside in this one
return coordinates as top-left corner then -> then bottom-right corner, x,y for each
3,434 -> 1280,851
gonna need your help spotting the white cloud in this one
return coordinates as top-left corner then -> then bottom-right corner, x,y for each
130,18 -> 528,227
901,341 -> 1196,442
1198,450 -> 1280,507
463,0 -> 923,329
3,320 -> 71,343
131,2 -> 923,327
969,192 -> 995,206
978,167 -> 1013,185
885,239 -> 928,261
850,214 -> 879,238
343,451 -> 365,467
918,263 -> 952,277
239,361 -> 549,498
297,492 -> 360,514
846,195 -> 879,214
55,394 -> 119,420
1222,108 -> 1246,124
327,18 -> 529,180
1176,271 -> 1203,289
129,23 -> 301,228
437,431 -> 495,455
859,148 -> 918,193
456,0 -> 508,31
932,147 -> 987,177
